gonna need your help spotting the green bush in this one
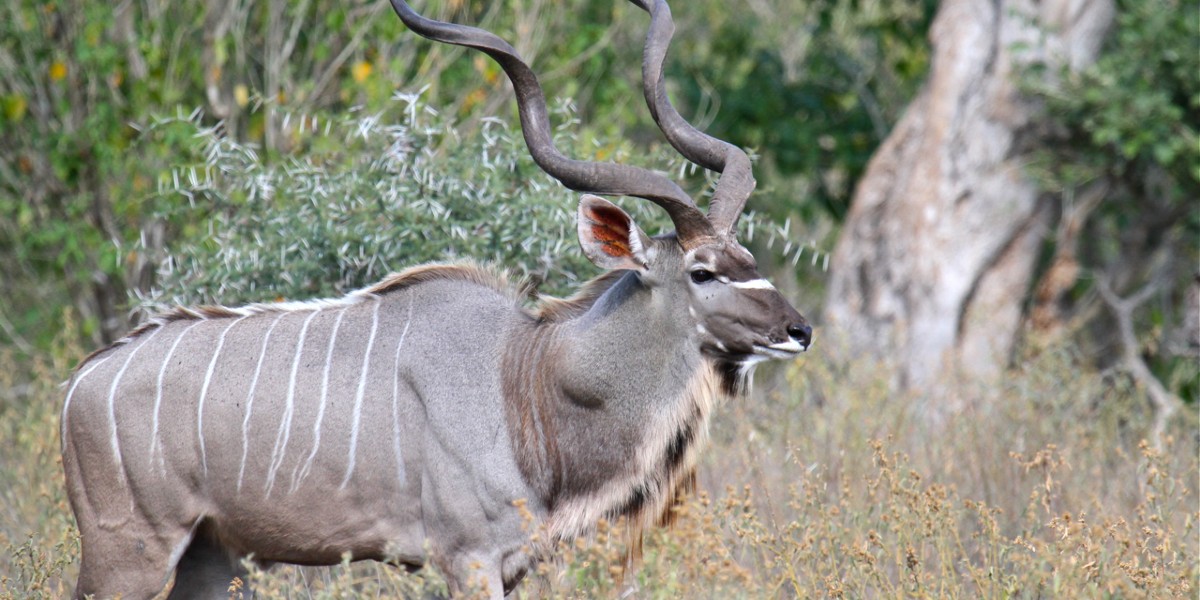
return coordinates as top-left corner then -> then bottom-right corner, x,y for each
1023,0 -> 1200,403
142,93 -> 820,310
669,0 -> 936,220
1,0 -> 848,351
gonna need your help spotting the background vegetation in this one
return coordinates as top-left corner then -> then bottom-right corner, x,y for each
1,0 -> 937,348
0,0 -> 1195,597
1022,0 -> 1199,402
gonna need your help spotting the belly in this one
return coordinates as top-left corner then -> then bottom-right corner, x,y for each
207,484 -> 427,565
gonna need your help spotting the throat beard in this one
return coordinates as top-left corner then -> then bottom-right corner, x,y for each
715,358 -> 760,397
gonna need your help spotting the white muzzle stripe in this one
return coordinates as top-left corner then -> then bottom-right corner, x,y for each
768,339 -> 805,353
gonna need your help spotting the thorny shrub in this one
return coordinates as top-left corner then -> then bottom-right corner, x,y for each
138,93 -> 824,314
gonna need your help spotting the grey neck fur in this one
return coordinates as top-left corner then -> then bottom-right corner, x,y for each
504,270 -> 731,539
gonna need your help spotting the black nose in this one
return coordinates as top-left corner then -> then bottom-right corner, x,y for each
787,323 -> 812,347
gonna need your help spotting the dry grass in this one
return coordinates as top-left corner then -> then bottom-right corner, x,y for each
1,333 -> 1196,598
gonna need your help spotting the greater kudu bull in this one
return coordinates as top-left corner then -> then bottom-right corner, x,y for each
61,0 -> 812,597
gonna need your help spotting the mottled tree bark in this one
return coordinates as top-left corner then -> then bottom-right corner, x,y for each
823,0 -> 1114,388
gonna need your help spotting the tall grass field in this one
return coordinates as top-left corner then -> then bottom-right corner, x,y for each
1,328 -> 1195,598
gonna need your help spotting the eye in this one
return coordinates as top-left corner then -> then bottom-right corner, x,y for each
690,269 -> 715,284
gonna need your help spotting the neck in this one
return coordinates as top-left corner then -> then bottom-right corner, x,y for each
502,273 -> 730,540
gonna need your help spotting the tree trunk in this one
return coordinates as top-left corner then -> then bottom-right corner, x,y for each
823,0 -> 1114,389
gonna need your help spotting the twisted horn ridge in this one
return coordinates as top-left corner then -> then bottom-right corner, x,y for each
629,0 -> 756,237
389,0 -> 716,246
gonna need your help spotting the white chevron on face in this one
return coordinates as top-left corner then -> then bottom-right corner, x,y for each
729,278 -> 775,290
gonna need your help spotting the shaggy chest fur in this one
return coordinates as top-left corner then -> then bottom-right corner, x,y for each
502,333 -> 727,539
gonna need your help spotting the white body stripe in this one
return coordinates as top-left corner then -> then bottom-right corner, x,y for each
151,321 -> 204,472
265,309 -> 320,497
238,312 -> 288,493
105,329 -> 160,493
390,291 -> 415,488
197,317 -> 248,476
730,278 -> 776,290
341,299 -> 381,489
61,356 -> 113,454
292,307 -> 348,491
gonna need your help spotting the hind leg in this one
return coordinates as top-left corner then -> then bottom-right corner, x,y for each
166,534 -> 249,600
73,520 -> 189,600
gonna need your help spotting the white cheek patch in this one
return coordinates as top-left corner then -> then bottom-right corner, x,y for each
730,278 -> 776,291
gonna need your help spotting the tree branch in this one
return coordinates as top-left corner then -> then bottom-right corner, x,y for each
1095,276 -> 1182,450
0,303 -> 34,357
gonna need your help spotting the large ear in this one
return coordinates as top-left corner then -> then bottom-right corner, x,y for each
577,195 -> 652,271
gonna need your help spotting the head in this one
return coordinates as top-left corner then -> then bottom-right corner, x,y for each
577,194 -> 811,365
391,0 -> 812,363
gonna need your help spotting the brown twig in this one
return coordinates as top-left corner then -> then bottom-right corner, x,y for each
1029,180 -> 1108,337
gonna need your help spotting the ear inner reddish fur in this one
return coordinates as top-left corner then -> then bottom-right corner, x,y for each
595,231 -> 631,257
584,204 -> 634,258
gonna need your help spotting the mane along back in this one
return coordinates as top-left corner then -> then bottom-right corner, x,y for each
534,270 -> 627,323
75,262 -> 526,369
364,262 -> 529,300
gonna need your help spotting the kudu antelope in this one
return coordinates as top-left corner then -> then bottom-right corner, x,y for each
61,0 -> 812,597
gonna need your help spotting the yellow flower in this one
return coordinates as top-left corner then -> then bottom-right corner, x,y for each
234,84 -> 250,108
49,61 -> 67,81
352,61 -> 372,84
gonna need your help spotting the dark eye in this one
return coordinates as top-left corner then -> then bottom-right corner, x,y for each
690,269 -> 715,284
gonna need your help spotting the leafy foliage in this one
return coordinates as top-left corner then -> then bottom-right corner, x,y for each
0,0 -> 419,346
0,0 -> 854,353
0,1 -> 203,345
144,96 -> 673,306
143,94 -> 819,310
1023,0 -> 1199,402
669,0 -> 936,220
1029,0 -> 1198,199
